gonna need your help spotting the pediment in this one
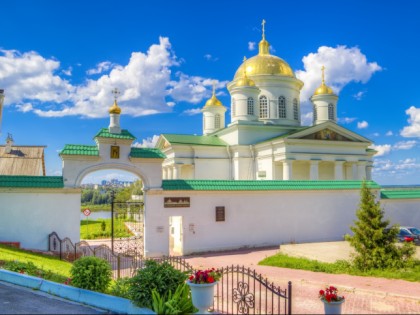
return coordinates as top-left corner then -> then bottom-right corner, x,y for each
300,128 -> 353,141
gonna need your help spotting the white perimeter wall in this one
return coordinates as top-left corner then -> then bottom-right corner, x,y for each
382,199 -> 420,226
0,188 -> 81,250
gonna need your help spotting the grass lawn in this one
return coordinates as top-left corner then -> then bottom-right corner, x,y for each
81,218 -> 132,239
0,244 -> 72,283
259,253 -> 420,282
80,204 -> 111,212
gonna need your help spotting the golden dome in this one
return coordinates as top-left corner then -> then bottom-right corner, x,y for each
235,57 -> 256,87
204,82 -> 223,107
109,100 -> 122,114
313,66 -> 335,96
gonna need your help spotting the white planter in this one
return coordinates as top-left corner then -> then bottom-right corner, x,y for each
187,281 -> 217,314
322,299 -> 345,314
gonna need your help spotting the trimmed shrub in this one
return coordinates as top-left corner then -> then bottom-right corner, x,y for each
129,260 -> 188,308
70,256 -> 112,292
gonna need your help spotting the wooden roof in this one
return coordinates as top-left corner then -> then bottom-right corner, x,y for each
0,146 -> 46,176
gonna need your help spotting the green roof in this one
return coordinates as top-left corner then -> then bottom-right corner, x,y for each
94,128 -> 136,140
162,134 -> 227,146
60,145 -> 99,156
130,148 -> 166,159
381,190 -> 420,199
162,180 -> 380,191
0,176 -> 64,188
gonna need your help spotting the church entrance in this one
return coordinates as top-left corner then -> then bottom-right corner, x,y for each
169,216 -> 183,256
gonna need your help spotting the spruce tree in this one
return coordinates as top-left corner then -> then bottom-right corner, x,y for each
346,181 -> 415,270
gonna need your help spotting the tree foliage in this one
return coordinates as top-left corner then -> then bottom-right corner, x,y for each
346,182 -> 415,270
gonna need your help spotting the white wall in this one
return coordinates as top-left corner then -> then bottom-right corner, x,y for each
0,188 -> 81,250
382,199 -> 420,226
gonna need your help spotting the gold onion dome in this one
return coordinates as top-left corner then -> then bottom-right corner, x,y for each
236,57 -> 256,87
233,20 -> 295,80
109,100 -> 122,114
204,83 -> 223,107
314,66 -> 335,96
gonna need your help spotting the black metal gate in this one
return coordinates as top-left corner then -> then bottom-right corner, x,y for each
110,197 -> 144,257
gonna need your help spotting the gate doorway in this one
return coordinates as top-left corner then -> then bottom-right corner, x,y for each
169,216 -> 183,256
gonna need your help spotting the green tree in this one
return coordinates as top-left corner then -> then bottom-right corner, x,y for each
346,181 -> 415,270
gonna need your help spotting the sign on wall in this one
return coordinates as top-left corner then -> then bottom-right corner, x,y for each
216,206 -> 225,222
164,197 -> 190,208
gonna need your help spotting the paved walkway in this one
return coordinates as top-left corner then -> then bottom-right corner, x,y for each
184,243 -> 420,314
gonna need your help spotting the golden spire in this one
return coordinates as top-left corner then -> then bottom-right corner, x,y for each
258,19 -> 270,55
109,87 -> 122,114
204,81 -> 223,107
314,66 -> 334,95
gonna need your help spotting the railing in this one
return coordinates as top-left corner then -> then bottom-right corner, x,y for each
49,232 -> 292,314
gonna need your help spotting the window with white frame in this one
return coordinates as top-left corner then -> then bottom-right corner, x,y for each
328,103 -> 334,120
293,99 -> 299,120
259,96 -> 268,118
247,97 -> 254,115
215,114 -> 221,129
278,96 -> 286,118
313,105 -> 317,123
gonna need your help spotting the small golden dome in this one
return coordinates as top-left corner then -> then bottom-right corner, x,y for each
313,66 -> 335,96
204,82 -> 223,107
235,57 -> 256,87
109,100 -> 122,114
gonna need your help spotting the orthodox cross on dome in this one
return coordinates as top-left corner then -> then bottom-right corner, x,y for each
321,66 -> 326,84
262,19 -> 266,39
212,80 -> 217,96
111,87 -> 121,101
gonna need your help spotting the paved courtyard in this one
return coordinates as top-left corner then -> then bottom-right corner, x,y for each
184,242 -> 420,314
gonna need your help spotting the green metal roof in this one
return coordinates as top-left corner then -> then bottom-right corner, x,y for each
130,147 -> 166,159
94,128 -> 136,140
381,190 -> 420,199
162,134 -> 227,146
0,176 -> 64,188
162,180 -> 380,191
60,144 -> 99,156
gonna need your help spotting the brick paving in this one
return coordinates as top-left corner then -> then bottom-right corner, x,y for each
184,246 -> 420,314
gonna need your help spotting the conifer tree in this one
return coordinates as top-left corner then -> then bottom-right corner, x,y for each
346,181 -> 415,270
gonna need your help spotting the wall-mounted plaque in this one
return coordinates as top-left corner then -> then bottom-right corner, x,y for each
110,146 -> 120,159
164,197 -> 190,208
216,206 -> 225,222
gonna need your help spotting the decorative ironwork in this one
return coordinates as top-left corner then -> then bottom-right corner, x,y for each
233,282 -> 255,314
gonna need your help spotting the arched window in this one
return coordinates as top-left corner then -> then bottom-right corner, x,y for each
247,97 -> 254,115
328,103 -> 334,120
215,114 -> 221,129
278,96 -> 286,118
232,98 -> 236,117
313,105 -> 317,123
293,99 -> 299,120
259,96 -> 268,118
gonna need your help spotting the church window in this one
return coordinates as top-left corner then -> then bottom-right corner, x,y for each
313,105 -> 317,123
247,97 -> 254,115
232,98 -> 236,116
293,99 -> 299,120
215,114 -> 221,129
259,96 -> 268,118
278,96 -> 286,118
328,103 -> 334,120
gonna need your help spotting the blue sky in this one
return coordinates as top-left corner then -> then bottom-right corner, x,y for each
1,0 -> 420,185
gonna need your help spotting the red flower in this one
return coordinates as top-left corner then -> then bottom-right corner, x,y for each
208,276 -> 215,283
189,275 -> 194,281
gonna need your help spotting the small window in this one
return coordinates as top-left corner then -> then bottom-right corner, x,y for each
259,96 -> 268,118
215,114 -> 221,129
278,96 -> 286,118
293,99 -> 299,120
328,103 -> 334,120
232,98 -> 236,116
313,105 -> 317,123
247,97 -> 254,115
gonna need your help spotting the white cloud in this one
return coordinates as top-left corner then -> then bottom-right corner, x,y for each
16,103 -> 33,113
392,140 -> 417,150
339,117 -> 356,124
86,61 -> 115,75
357,120 -> 368,129
62,67 -> 72,76
372,132 -> 380,137
400,106 -> 420,137
183,108 -> 202,116
370,144 -> 391,157
132,135 -> 160,148
353,91 -> 365,100
203,54 -> 218,62
386,131 -> 393,136
295,45 -> 382,112
373,158 -> 420,176
301,112 -> 313,126
248,42 -> 256,51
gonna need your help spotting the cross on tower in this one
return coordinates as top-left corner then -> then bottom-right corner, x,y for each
262,19 -> 266,39
111,88 -> 121,100
212,81 -> 216,96
321,66 -> 326,84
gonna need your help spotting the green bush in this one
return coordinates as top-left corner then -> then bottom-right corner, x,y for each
109,277 -> 131,299
70,256 -> 112,292
152,283 -> 197,314
129,260 -> 188,308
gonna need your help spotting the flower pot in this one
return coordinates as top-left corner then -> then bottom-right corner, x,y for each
187,281 -> 217,314
322,299 -> 345,315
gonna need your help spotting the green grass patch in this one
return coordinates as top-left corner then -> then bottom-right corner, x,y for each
80,204 -> 111,212
259,253 -> 420,282
0,244 -> 72,283
81,218 -> 132,239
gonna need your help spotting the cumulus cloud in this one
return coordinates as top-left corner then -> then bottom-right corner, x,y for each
353,91 -> 365,100
62,67 -> 72,76
370,144 -> 391,157
204,54 -> 218,62
393,140 -> 417,150
248,42 -> 256,51
132,135 -> 160,148
183,108 -> 202,116
301,112 -> 313,126
295,45 -> 382,111
373,158 -> 420,177
339,117 -> 356,124
357,120 -> 368,129
86,61 -> 115,75
386,130 -> 393,136
400,106 -> 420,137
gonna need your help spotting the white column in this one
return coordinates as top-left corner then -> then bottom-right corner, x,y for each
334,161 -> 344,180
172,165 -> 181,179
162,167 -> 167,180
357,162 -> 367,180
167,167 -> 173,179
351,163 -> 358,180
309,161 -> 319,180
283,160 -> 293,180
366,164 -> 373,180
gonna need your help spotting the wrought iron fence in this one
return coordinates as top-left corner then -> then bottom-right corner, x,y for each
49,232 -> 292,314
